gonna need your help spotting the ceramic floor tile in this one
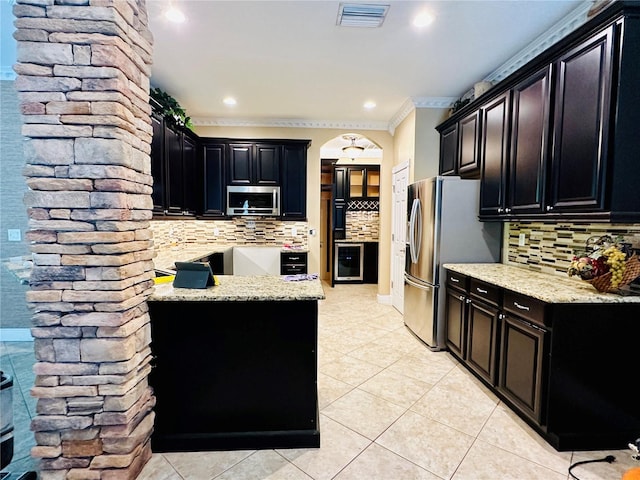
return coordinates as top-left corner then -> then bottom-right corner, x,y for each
137,454 -> 183,480
477,404 -> 572,474
376,410 -> 475,479
345,341 -> 407,369
387,351 -> 457,385
317,372 -> 354,410
214,450 -> 312,480
333,442 -> 441,480
358,368 -> 433,409
452,439 -> 567,480
321,388 -> 406,440
319,354 -> 384,387
410,368 -> 499,436
277,415 -> 370,480
163,450 -> 255,479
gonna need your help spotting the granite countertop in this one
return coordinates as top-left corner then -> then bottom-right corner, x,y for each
151,275 -> 325,302
443,263 -> 640,304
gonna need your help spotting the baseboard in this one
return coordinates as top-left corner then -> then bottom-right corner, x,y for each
0,329 -> 33,342
377,294 -> 392,305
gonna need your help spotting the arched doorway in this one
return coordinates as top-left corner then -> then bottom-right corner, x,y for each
318,134 -> 382,284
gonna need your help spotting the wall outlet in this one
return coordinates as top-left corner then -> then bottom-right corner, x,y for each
247,220 -> 256,229
291,227 -> 297,236
309,228 -> 316,237
518,233 -> 526,246
8,229 -> 21,242
213,228 -> 220,236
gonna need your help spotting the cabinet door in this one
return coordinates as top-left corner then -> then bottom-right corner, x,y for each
366,167 -> 380,199
467,300 -> 500,385
549,26 -> 614,213
151,111 -> 166,214
333,202 -> 346,240
202,143 -> 226,217
165,124 -> 184,215
508,66 -> 552,215
498,315 -> 547,424
445,288 -> 467,360
254,144 -> 280,185
439,123 -> 458,176
281,144 -> 307,219
334,167 -> 347,203
182,134 -> 198,214
348,167 -> 365,198
228,143 -> 253,185
363,242 -> 378,284
458,110 -> 481,178
479,92 -> 511,217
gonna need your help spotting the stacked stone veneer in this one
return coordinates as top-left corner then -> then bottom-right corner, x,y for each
345,211 -> 379,242
14,0 -> 156,478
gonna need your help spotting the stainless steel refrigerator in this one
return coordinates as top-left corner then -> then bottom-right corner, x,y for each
404,176 -> 502,350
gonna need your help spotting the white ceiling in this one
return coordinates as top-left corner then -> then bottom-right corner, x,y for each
146,0 -> 589,135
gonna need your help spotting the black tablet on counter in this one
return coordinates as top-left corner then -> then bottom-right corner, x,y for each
173,262 -> 215,289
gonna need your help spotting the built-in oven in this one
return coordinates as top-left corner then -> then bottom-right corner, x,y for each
334,243 -> 364,281
226,185 -> 280,216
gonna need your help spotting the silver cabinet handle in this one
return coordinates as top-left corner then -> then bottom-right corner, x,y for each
451,277 -> 460,283
466,298 -> 472,304
505,208 -> 511,213
459,295 -> 465,301
476,287 -> 488,294
546,205 -> 553,211
514,301 -> 530,311
497,207 -> 504,213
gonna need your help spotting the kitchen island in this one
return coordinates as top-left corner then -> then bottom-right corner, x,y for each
148,275 -> 325,452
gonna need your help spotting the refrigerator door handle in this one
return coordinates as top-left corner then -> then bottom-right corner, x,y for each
404,274 -> 433,291
408,198 -> 422,264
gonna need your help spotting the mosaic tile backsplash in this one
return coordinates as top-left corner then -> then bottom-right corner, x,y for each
345,211 -> 379,242
506,222 -> 640,295
150,218 -> 309,251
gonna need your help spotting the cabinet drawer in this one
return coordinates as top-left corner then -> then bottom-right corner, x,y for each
469,279 -> 500,306
503,291 -> 547,327
281,264 -> 307,275
446,270 -> 468,291
281,252 -> 307,265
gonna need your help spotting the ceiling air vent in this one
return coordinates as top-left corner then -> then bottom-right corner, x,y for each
337,3 -> 390,28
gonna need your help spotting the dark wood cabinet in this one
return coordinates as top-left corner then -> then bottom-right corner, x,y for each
466,279 -> 501,386
151,103 -> 198,217
479,92 -> 511,217
150,109 -> 166,214
332,203 -> 346,240
201,142 -> 226,217
444,270 -> 469,360
498,313 -> 547,425
346,166 -> 380,200
228,143 -> 280,186
438,123 -> 458,176
363,242 -> 378,284
458,110 -> 482,178
281,142 -> 309,220
508,66 -> 552,216
446,4 -> 640,222
548,25 -> 614,213
280,251 -> 308,275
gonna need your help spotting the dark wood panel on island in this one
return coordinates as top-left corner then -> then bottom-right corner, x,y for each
148,276 -> 324,451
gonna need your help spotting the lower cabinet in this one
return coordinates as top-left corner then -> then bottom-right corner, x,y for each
281,251 -> 308,275
363,242 -> 378,284
444,267 -> 639,451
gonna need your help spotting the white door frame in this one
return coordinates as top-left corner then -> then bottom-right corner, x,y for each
391,161 -> 409,314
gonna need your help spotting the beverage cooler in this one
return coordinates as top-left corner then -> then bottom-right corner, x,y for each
334,243 -> 364,282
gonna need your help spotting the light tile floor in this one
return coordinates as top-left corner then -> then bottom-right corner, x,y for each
1,282 -> 638,479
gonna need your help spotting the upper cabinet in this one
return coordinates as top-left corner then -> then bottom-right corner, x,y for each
227,143 -> 280,186
150,102 -> 198,216
150,126 -> 310,219
347,166 -> 380,200
439,3 -> 640,222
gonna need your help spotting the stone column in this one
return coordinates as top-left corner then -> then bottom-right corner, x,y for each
13,1 -> 156,478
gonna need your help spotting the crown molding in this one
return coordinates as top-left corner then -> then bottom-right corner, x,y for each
191,117 -> 390,131
484,1 -> 592,84
387,96 -> 456,134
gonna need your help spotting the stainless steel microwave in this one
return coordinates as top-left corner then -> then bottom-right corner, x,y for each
226,185 -> 280,216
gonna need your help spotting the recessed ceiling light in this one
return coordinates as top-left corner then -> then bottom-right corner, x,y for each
164,6 -> 186,23
413,10 -> 434,28
223,97 -> 237,106
363,101 -> 376,110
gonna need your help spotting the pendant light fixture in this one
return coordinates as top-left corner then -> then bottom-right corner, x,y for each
342,135 -> 364,160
